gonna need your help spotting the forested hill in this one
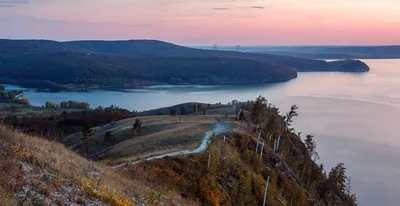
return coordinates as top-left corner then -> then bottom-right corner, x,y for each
64,40 -> 369,72
0,39 -> 369,90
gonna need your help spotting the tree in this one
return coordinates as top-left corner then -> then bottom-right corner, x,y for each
0,85 -> 4,91
180,106 -> 185,115
193,104 -> 197,113
285,105 -> 299,130
45,101 -> 60,109
104,131 -> 116,143
60,100 -> 90,109
345,176 -> 352,196
132,118 -> 142,136
304,135 -> 319,161
96,106 -> 104,111
239,109 -> 245,124
327,163 -> 347,194
266,113 -> 280,136
21,98 -> 30,105
251,95 -> 269,126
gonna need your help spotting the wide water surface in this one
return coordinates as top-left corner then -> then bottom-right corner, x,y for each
4,59 -> 400,206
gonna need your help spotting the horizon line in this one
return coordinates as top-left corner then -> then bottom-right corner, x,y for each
1,38 -> 400,47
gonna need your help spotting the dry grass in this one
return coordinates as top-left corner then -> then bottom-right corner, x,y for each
108,122 -> 213,157
1,126 -> 94,181
103,142 -> 200,166
64,115 -> 222,160
0,186 -> 14,206
0,125 -> 201,205
0,125 -> 133,201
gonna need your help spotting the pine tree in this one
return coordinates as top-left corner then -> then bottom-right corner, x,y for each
131,118 -> 142,136
285,105 -> 299,130
180,106 -> 185,115
328,163 -> 347,194
193,104 -> 197,113
251,95 -> 269,126
304,135 -> 319,161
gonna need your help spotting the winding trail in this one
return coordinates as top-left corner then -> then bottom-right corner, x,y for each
112,123 -> 228,169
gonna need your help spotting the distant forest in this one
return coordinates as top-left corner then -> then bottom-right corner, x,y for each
0,39 -> 369,90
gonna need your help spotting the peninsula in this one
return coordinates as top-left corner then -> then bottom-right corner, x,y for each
0,39 -> 369,91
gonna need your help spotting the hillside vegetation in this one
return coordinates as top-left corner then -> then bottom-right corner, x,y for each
118,96 -> 357,206
0,96 -> 357,205
0,39 -> 369,90
64,40 -> 369,72
0,54 -> 295,86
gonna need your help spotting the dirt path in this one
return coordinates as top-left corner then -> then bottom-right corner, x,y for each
112,123 -> 229,169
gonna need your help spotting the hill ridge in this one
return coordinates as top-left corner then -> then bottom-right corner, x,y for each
0,39 -> 369,91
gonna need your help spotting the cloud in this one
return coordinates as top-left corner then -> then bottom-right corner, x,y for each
0,16 -> 66,24
0,0 -> 31,7
213,7 -> 229,10
250,6 -> 265,9
226,15 -> 258,19
0,15 -> 155,28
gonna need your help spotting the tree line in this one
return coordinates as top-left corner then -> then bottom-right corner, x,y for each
250,95 -> 357,205
44,100 -> 90,109
0,86 -> 29,105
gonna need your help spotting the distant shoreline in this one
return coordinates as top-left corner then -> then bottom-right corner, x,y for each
1,78 -> 297,93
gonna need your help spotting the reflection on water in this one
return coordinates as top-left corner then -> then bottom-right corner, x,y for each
2,59 -> 400,206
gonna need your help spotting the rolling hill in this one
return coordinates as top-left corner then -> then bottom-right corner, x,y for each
63,40 -> 370,72
0,39 -> 369,90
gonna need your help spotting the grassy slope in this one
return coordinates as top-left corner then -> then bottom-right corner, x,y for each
62,103 -> 250,165
0,125 -> 197,205
63,115 -> 222,163
0,104 -> 356,205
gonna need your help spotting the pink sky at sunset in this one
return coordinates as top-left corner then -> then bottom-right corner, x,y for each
1,0 -> 400,45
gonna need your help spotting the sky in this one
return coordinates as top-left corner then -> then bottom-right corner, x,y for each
1,0 -> 400,45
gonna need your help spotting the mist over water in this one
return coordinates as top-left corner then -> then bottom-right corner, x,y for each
5,59 -> 400,206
